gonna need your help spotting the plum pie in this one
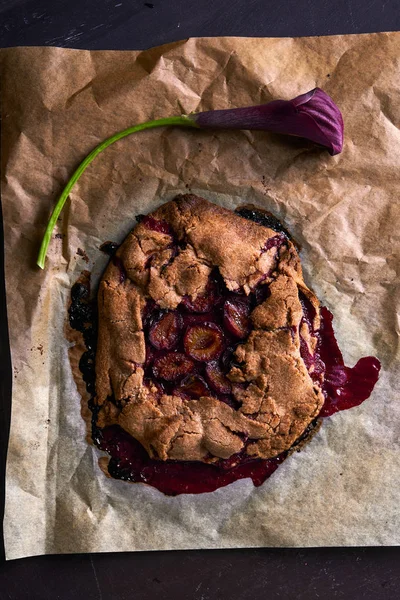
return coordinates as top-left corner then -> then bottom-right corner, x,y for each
69,194 -> 380,495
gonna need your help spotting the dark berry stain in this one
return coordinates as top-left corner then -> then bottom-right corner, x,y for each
236,206 -> 293,240
99,241 -> 119,256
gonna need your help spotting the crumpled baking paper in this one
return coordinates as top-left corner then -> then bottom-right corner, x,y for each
1,34 -> 399,560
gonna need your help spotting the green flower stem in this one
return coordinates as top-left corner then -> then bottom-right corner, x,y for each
36,114 -> 199,269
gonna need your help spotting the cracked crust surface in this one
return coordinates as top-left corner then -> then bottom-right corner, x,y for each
95,194 -> 324,462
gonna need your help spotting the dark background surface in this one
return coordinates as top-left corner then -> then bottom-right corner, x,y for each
1,0 -> 399,598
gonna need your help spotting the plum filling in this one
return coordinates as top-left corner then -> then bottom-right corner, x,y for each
317,308 -> 380,417
223,296 -> 251,339
205,361 -> 232,395
141,269 -> 257,399
174,375 -> 210,400
149,312 -> 182,350
136,214 -> 173,235
93,422 -> 285,496
70,210 -> 380,496
298,293 -> 380,417
181,276 -> 222,313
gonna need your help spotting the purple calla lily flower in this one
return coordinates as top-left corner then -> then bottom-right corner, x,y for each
37,87 -> 343,269
190,88 -> 343,156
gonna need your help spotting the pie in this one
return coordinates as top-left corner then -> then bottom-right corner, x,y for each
69,194 -> 380,495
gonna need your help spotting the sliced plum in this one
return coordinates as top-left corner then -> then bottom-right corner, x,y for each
153,352 -> 194,382
182,276 -> 223,313
149,311 -> 182,350
140,215 -> 172,235
205,361 -> 232,395
184,323 -> 224,362
252,281 -> 271,306
174,375 -> 209,399
223,296 -> 251,339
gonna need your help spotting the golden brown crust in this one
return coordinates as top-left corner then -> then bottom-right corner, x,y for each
95,195 -> 324,462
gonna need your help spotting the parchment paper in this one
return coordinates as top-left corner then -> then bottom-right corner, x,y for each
1,34 -> 399,560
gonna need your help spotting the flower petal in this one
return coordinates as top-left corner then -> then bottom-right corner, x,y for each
192,87 -> 343,155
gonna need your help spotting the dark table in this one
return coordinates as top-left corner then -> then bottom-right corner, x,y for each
1,1 -> 399,598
